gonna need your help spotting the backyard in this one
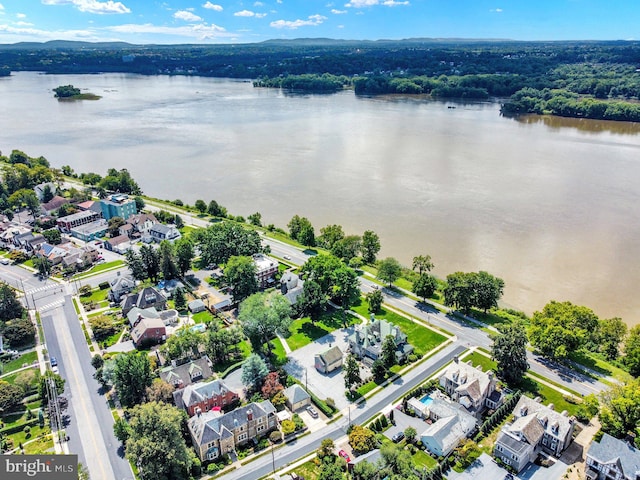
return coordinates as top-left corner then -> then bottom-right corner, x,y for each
286,308 -> 359,351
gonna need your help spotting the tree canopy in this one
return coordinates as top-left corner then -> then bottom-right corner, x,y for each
239,291 -> 291,353
224,255 -> 258,303
491,320 -> 529,385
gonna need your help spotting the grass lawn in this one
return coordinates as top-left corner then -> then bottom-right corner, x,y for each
292,460 -> 320,480
462,351 -> 497,372
520,377 -> 581,417
213,340 -> 251,375
23,434 -> 54,454
9,425 -> 50,447
1,371 -> 20,385
352,300 -> 447,357
80,287 -> 109,304
568,350 -> 633,384
269,337 -> 288,367
1,351 -> 38,375
23,258 -> 35,268
413,449 -> 437,469
192,310 -> 214,324
74,260 -> 125,279
287,309 -> 358,351
100,326 -> 124,348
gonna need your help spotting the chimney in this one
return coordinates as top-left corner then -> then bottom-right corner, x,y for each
247,409 -> 253,421
453,355 -> 459,364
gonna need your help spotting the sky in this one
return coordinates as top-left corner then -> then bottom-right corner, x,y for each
0,0 -> 637,45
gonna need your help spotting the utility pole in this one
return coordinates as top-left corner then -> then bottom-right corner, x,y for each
271,443 -> 275,475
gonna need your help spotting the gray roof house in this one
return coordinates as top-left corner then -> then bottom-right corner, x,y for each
149,223 -> 181,243
121,287 -> 167,316
439,357 -> 503,413
280,272 -> 305,305
188,401 -> 277,462
314,345 -> 343,374
108,272 -> 136,302
174,379 -> 240,417
159,357 -> 213,390
347,318 -> 413,364
283,384 -> 311,411
586,433 -> 640,480
493,396 -> 575,472
188,299 -> 206,313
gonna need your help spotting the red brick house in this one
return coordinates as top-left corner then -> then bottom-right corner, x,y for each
173,379 -> 239,417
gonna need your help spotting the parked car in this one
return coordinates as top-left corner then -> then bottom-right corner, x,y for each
306,405 -> 318,418
50,356 -> 58,367
283,255 -> 291,260
392,431 -> 405,443
338,450 -> 351,462
0,258 -> 10,265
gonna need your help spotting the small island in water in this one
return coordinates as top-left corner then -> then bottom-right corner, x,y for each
53,84 -> 101,100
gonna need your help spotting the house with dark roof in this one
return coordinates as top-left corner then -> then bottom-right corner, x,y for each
280,272 -> 305,305
149,223 -> 181,243
13,232 -> 46,253
41,196 -> 69,215
314,345 -> 343,374
159,357 -> 213,390
439,356 -> 503,413
124,213 -> 157,239
174,379 -> 240,417
188,299 -> 206,313
493,396 -> 575,472
283,384 -> 311,411
121,287 -> 166,316
130,314 -> 166,348
586,433 -> 640,480
347,449 -> 383,472
347,318 -> 413,364
57,210 -> 101,233
188,401 -> 277,462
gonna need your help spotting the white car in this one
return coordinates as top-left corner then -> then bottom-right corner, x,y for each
283,255 -> 291,260
0,258 -> 10,265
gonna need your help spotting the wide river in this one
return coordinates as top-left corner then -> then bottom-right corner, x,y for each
1,72 -> 639,325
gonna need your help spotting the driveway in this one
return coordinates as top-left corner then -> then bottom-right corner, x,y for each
384,409 -> 429,441
284,326 -> 356,411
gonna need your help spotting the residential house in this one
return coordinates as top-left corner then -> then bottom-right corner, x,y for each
13,232 -> 46,253
57,210 -> 101,233
586,433 -> 640,480
347,318 -> 414,364
493,396 -> 576,472
108,272 -> 136,302
41,196 -> 69,215
188,401 -> 277,462
75,200 -> 103,214
314,345 -> 343,374
0,225 -> 31,249
130,314 -> 166,348
188,299 -> 206,314
149,223 -> 181,243
100,193 -> 137,221
69,219 -> 108,241
347,449 -> 383,473
283,384 -> 311,412
252,254 -> 278,288
159,357 -> 213,390
280,272 -> 305,305
123,213 -> 157,239
158,278 -> 184,298
121,287 -> 167,316
439,356 -> 503,413
418,391 -> 477,456
174,379 -> 240,417
37,242 -> 97,270
104,234 -> 134,254
33,182 -> 56,201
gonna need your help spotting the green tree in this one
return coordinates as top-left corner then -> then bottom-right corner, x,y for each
113,416 -> 132,444
42,228 -> 61,245
33,257 -> 51,277
300,254 -> 343,296
107,216 -> 125,236
598,317 -> 627,361
159,241 -> 178,280
241,353 -> 269,392
576,394 -> 600,422
491,320 -> 529,385
318,224 -> 344,250
473,271 -> 505,313
247,212 -> 262,226
139,244 -> 161,282
404,426 -> 417,444
174,237 -> 194,277
444,271 -> 475,313
529,301 -> 600,360
173,287 -> 187,311
293,279 -> 327,319
318,438 -> 335,459
288,215 -> 304,240
381,335 -> 397,368
125,249 -> 147,281
412,255 -> 434,275
624,326 -> 640,377
196,222 -> 261,266
599,378 -> 640,440
207,199 -> 227,217
344,354 -> 361,390
366,289 -> 383,314
0,282 -> 24,321
113,352 -> 153,408
194,199 -> 207,214
2,317 -> 36,347
125,401 -> 193,480
160,327 -> 204,362
38,371 -> 65,407
361,230 -> 380,264
376,257 -> 402,286
348,425 -> 377,455
412,273 -> 437,302
318,460 -> 344,480
298,223 -> 316,247
41,184 -> 54,203
8,188 -> 40,217
224,255 -> 258,303
0,380 -> 24,410
134,196 -> 145,211
331,264 -> 360,309
352,459 -> 378,480
331,235 -> 361,262
371,358 -> 387,381
239,292 -> 291,353
89,315 -> 117,340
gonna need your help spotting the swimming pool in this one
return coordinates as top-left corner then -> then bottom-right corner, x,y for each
419,393 -> 434,406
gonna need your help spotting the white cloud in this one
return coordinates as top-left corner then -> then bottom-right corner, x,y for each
0,23 -> 96,40
16,13 -> 26,18
15,21 -> 34,26
254,1 -> 264,6
0,3 -> 5,11
270,14 -> 327,29
107,22 -> 230,40
202,1 -> 222,11
41,0 -> 131,15
491,7 -> 503,13
345,0 -> 408,7
173,10 -> 203,22
331,9 -> 347,14
234,9 -> 267,17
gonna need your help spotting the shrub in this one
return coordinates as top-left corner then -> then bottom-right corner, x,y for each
281,419 -> 295,435
270,431 -> 282,443
98,281 -> 109,290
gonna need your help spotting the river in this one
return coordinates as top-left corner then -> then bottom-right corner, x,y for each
1,72 -> 639,325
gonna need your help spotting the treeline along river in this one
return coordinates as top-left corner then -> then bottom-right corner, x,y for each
1,72 -> 639,324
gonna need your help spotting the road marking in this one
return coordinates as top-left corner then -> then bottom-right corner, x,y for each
26,285 -> 60,296
39,299 -> 66,312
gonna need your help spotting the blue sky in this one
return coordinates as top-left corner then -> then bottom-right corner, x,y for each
0,1 -> 637,44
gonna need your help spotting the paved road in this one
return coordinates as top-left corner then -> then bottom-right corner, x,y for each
218,341 -> 467,480
41,297 -> 133,480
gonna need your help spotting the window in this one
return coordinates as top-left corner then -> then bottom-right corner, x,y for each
238,433 -> 247,441
257,425 -> 265,432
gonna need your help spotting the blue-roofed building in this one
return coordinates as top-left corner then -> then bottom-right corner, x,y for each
101,193 -> 137,221
586,433 -> 640,480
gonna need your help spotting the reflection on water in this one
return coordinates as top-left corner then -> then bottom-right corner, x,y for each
1,72 -> 639,325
